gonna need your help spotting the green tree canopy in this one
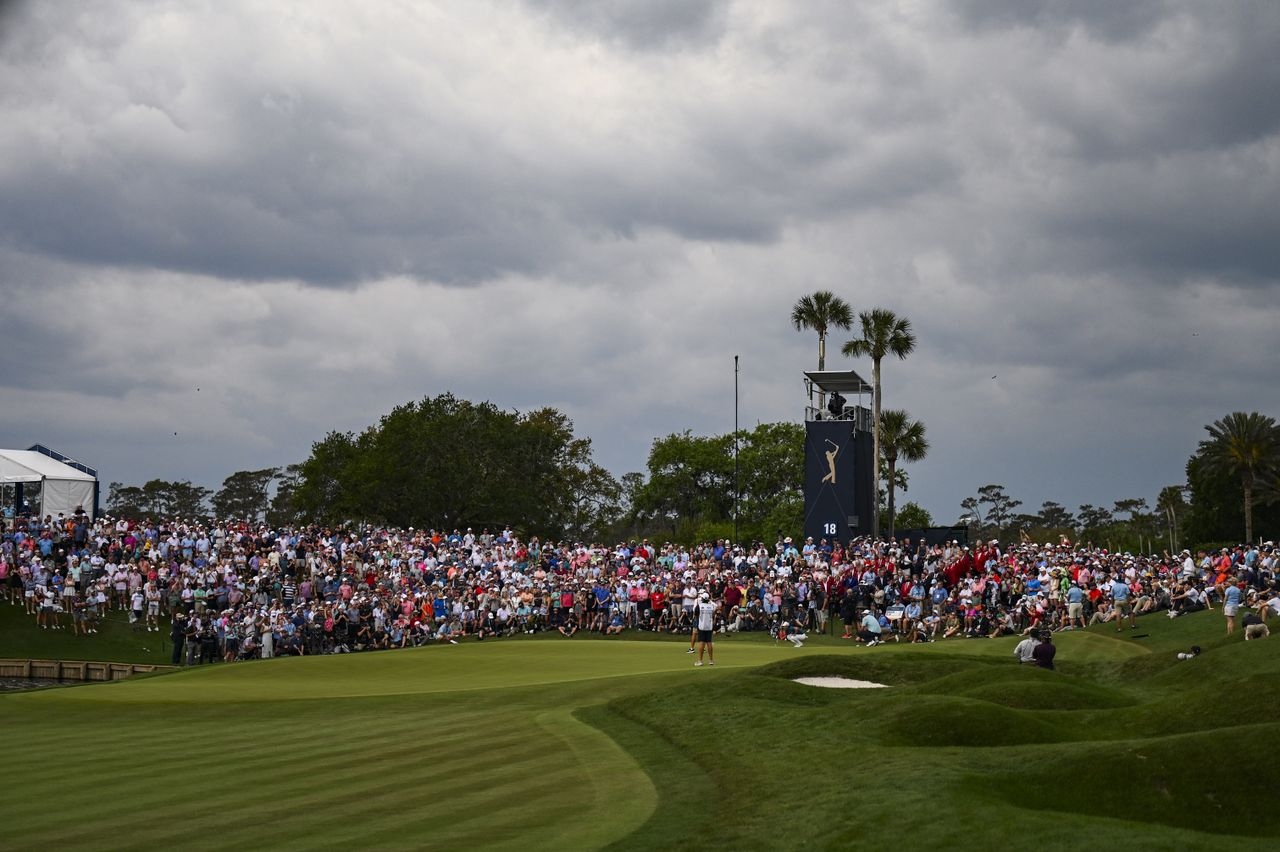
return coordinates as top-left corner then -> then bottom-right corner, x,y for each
1185,412 -> 1280,546
212,467 -> 280,522
291,394 -> 619,539
893,502 -> 933,531
633,422 -> 804,544
1195,411 -> 1279,543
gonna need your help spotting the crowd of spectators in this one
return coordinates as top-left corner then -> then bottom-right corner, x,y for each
2,508 -> 1277,666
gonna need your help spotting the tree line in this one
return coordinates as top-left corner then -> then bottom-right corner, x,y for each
957,411 -> 1280,549
102,396 -> 812,543
99,397 -> 1275,549
106,465 -> 302,527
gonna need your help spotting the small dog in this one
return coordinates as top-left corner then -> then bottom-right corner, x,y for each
1245,623 -> 1270,641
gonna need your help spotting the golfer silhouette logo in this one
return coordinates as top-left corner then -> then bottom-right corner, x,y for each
822,439 -> 840,484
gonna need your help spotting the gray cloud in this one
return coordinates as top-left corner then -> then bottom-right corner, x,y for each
949,0 -> 1172,43
522,0 -> 729,50
1,0 -> 1278,523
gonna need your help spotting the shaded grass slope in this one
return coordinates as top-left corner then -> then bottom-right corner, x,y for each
586,610 -> 1280,850
0,608 -> 1273,851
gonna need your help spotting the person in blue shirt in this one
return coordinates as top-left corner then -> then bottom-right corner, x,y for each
1111,576 -> 1136,631
856,609 -> 882,646
929,584 -> 948,614
1064,584 -> 1086,630
1222,579 -> 1244,635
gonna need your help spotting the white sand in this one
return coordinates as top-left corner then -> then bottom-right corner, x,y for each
792,676 -> 887,689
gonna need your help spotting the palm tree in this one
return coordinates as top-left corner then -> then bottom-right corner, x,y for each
879,409 -> 928,538
791,290 -> 853,410
1155,485 -> 1188,552
841,308 -> 916,538
1199,412 -> 1279,543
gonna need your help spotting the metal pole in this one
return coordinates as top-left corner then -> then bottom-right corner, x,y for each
734,355 -> 739,544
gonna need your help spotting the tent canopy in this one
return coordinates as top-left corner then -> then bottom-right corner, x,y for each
0,450 -> 96,483
0,449 -> 97,520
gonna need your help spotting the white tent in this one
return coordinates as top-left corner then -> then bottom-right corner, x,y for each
0,449 -> 97,520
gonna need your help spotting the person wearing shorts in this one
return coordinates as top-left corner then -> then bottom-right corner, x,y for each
145,583 -> 161,632
1064,584 -> 1085,630
1111,578 -> 1136,632
1222,581 -> 1243,635
692,592 -> 717,667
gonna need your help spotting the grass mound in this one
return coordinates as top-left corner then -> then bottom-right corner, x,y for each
2,608 -> 1276,850
952,673 -> 1135,711
878,693 -> 1068,746
984,724 -> 1280,837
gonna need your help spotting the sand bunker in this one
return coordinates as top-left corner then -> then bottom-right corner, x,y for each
792,676 -> 888,689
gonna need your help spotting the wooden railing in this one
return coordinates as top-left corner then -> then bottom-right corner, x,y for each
0,659 -> 177,682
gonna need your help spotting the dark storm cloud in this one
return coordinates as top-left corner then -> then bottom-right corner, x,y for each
950,0 -> 1172,42
1,1 -> 1278,520
522,0 -> 729,50
1006,5 -> 1280,160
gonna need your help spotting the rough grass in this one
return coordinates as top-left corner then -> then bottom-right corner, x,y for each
1,607 -> 1274,850
0,600 -> 171,664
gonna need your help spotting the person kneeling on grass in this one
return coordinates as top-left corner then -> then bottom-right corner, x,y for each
780,621 -> 807,648
856,609 -> 882,646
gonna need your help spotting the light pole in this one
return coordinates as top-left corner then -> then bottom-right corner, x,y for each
733,355 -> 739,543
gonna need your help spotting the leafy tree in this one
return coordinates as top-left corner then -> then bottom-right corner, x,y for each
212,467 -> 279,522
958,496 -> 986,530
842,308 -> 915,539
1112,497 -> 1149,523
1076,503 -> 1114,534
735,422 -> 805,539
293,431 -> 364,523
172,482 -> 211,518
138,480 -> 211,518
791,290 -> 853,409
105,482 -> 145,518
893,501 -> 933,531
633,422 -> 804,544
612,472 -> 648,539
975,483 -> 1021,533
636,431 -> 735,538
267,464 -> 304,528
1035,501 -> 1076,529
1198,411 -> 1279,543
291,394 -> 619,540
878,409 -> 928,538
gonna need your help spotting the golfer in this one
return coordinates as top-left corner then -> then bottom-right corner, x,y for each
693,591 -> 717,667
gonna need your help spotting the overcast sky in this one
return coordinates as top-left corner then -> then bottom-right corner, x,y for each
2,0 -> 1278,524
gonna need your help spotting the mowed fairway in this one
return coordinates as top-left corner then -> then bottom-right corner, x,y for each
2,616 -> 1277,851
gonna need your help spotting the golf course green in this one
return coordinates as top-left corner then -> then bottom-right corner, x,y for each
2,611 -> 1275,850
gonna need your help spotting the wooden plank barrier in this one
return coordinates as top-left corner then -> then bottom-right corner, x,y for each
0,659 -> 177,682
